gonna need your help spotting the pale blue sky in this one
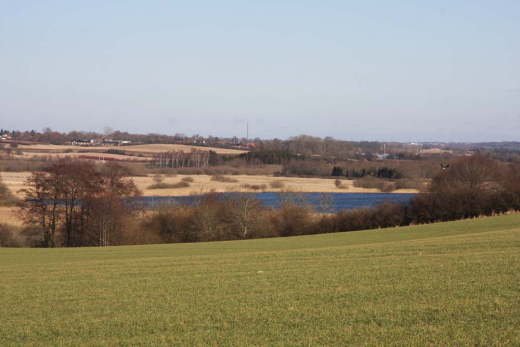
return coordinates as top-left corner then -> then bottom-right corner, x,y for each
1,1 -> 519,141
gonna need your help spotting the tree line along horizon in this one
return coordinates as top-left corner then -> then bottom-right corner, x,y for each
2,127 -> 520,158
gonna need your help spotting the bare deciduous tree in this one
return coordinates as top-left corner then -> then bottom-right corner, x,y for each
151,149 -> 218,168
103,127 -> 114,136
17,172 -> 61,247
430,154 -> 499,192
228,193 -> 263,238
17,159 -> 141,247
316,193 -> 334,233
316,193 -> 334,216
153,174 -> 164,185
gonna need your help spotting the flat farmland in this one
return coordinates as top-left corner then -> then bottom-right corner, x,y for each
1,214 -> 519,346
21,152 -> 150,162
1,173 -> 418,200
136,174 -> 418,196
18,144 -> 247,156
0,173 -> 30,198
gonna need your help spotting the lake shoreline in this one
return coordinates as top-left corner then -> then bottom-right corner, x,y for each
142,192 -> 417,213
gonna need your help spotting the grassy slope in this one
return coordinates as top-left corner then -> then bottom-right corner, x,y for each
1,215 -> 519,346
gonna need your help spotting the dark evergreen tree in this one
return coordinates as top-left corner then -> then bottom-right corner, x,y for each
331,166 -> 343,176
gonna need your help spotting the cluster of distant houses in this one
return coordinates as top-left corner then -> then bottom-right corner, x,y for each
0,134 -> 11,141
70,136 -> 256,150
71,138 -> 132,146
191,135 -> 254,149
222,137 -> 255,149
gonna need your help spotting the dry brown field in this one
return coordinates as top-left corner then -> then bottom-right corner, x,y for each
21,152 -> 150,162
121,175 -> 418,196
0,173 -> 30,197
18,144 -> 247,156
2,172 -> 418,199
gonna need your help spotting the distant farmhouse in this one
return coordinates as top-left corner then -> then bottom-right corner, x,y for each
420,148 -> 453,154
72,138 -> 131,146
375,153 -> 390,159
71,139 -> 95,146
102,139 -> 118,146
102,139 -> 131,146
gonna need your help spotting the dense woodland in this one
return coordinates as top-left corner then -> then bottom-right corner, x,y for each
150,150 -> 221,168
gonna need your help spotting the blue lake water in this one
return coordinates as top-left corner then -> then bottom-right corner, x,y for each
142,193 -> 416,213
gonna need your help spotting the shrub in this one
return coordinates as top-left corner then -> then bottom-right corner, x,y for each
181,177 -> 194,183
146,167 -> 178,176
148,183 -> 170,189
267,193 -> 314,236
148,181 -> 190,189
408,189 -> 493,224
173,181 -> 190,188
236,150 -> 299,165
210,175 -> 238,183
282,160 -> 333,176
250,184 -> 267,191
143,205 -> 196,243
115,162 -> 149,177
173,166 -> 275,176
0,224 -> 21,247
332,201 -> 406,233
354,176 -> 396,193
332,166 -> 343,176
153,174 -> 164,184
346,166 -> 404,179
173,167 -> 204,175
121,220 -> 163,245
19,225 -> 45,247
269,180 -> 285,189
0,178 -> 18,206
105,149 -> 126,155
395,178 -> 425,190
339,183 -> 349,190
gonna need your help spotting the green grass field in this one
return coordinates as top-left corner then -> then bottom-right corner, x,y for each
1,215 -> 519,346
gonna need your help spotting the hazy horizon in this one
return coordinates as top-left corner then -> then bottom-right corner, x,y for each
1,1 -> 519,142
